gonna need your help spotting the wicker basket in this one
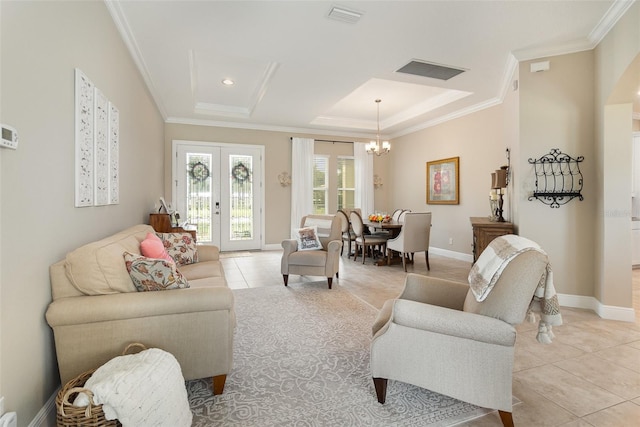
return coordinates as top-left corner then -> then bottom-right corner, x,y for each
56,343 -> 147,427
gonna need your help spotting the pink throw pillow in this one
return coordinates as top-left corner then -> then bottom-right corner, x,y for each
140,232 -> 174,264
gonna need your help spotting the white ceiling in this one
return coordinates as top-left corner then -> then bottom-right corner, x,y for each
106,0 -> 630,139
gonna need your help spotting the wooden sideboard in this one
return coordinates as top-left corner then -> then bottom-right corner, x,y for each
149,213 -> 197,240
470,217 -> 514,263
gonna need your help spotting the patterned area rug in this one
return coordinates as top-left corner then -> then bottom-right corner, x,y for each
187,284 -> 492,426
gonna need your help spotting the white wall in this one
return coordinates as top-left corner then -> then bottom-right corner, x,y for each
0,2 -> 164,425
389,76 -> 519,256
594,2 -> 640,309
518,50 -> 596,299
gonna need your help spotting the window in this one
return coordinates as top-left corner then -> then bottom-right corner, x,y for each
313,155 -> 329,214
337,156 -> 355,210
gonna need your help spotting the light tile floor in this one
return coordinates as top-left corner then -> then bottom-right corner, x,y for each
219,249 -> 640,426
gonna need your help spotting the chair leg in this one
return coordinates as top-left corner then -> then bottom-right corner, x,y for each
387,248 -> 392,266
402,252 -> 407,272
498,410 -> 514,427
327,277 -> 332,289
283,274 -> 289,286
425,250 -> 430,271
372,377 -> 387,404
212,374 -> 227,395
348,239 -> 352,259
353,244 -> 358,261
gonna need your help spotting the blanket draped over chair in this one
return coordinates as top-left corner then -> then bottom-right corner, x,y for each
468,234 -> 562,343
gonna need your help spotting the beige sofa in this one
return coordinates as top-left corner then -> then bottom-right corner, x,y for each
46,224 -> 235,394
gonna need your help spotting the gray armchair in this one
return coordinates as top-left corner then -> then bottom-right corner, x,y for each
281,214 -> 342,289
371,249 -> 548,426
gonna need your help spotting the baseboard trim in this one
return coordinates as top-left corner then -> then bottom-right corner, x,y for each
429,247 -> 474,263
263,243 -> 281,251
558,293 -> 636,322
28,388 -> 58,427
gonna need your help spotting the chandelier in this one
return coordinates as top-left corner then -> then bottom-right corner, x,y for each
365,99 -> 390,156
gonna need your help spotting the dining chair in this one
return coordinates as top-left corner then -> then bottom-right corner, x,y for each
386,212 -> 431,271
336,209 -> 356,258
398,209 -> 411,222
391,209 -> 404,221
349,211 -> 389,264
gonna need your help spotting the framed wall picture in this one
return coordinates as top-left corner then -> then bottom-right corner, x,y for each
426,157 -> 459,204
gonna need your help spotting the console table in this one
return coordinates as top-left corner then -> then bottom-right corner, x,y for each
149,213 -> 197,241
470,217 -> 514,263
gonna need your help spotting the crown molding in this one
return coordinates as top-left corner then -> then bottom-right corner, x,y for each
390,97 -> 503,139
104,0 -> 168,120
588,0 -> 636,46
165,117 -> 378,140
512,0 -> 635,61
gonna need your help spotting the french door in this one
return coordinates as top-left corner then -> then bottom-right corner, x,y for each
173,141 -> 263,251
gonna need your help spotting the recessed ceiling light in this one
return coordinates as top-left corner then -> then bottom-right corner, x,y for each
222,79 -> 235,86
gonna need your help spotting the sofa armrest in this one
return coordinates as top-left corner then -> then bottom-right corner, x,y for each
391,299 -> 516,346
400,273 -> 470,311
46,286 -> 234,327
197,244 -> 220,262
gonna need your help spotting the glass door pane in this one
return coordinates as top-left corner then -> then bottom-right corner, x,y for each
229,155 -> 253,241
186,153 -> 213,243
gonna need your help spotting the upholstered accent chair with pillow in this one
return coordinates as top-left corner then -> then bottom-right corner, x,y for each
46,224 -> 235,396
370,249 -> 549,427
281,214 -> 342,289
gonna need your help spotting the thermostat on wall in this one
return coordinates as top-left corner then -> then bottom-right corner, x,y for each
1,124 -> 19,149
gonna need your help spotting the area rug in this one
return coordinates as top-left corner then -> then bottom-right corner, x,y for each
187,284 -> 492,426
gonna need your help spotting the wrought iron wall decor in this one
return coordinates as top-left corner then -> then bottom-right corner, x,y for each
528,148 -> 584,208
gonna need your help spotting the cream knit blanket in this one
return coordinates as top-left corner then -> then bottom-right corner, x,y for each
468,234 -> 562,343
73,348 -> 192,426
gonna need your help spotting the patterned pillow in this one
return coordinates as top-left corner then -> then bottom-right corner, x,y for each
292,225 -> 323,251
123,251 -> 189,292
157,233 -> 198,266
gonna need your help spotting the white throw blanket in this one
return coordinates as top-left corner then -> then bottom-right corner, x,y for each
73,348 -> 192,427
468,234 -> 562,343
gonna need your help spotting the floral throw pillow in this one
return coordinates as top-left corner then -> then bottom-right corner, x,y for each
123,251 -> 189,292
157,233 -> 198,266
292,225 -> 323,251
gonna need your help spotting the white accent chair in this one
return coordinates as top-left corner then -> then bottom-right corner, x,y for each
281,214 -> 342,289
370,249 -> 548,427
386,212 -> 431,271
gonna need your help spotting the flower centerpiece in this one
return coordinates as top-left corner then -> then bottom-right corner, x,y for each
368,214 -> 391,223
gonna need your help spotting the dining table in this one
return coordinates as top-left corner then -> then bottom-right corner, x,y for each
364,219 -> 403,239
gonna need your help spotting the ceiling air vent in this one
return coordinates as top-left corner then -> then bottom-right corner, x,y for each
396,60 -> 466,81
327,5 -> 363,24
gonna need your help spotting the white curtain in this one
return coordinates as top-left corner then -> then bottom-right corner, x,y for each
291,137 -> 315,230
354,142 -> 374,217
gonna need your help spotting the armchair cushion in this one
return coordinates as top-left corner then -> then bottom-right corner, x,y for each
288,250 -> 328,267
292,225 -> 323,251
